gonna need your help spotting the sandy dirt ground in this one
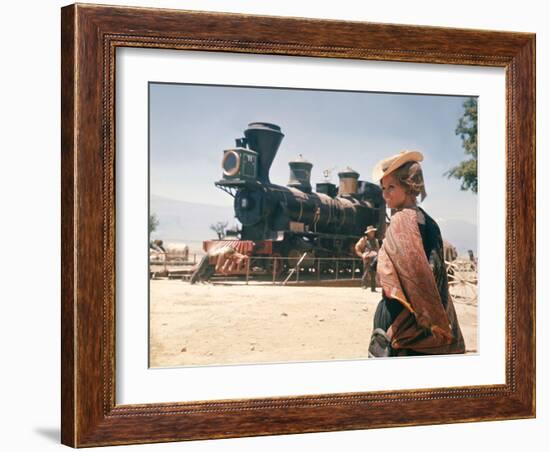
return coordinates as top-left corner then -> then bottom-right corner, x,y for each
149,280 -> 478,368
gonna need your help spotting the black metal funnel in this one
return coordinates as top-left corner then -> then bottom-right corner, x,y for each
243,122 -> 284,184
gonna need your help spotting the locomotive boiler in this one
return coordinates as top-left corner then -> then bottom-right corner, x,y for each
205,122 -> 386,274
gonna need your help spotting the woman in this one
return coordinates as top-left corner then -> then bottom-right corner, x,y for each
368,151 -> 465,357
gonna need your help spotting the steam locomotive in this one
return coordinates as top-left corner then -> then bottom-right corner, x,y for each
203,122 -> 386,274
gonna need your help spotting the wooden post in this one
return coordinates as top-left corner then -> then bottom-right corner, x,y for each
283,253 -> 307,285
246,257 -> 250,285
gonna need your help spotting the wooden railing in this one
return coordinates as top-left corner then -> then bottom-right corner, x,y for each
240,256 -> 364,285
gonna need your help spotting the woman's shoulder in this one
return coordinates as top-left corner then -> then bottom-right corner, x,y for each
417,207 -> 442,236
386,208 -> 422,238
389,207 -> 442,237
391,207 -> 432,227
391,207 -> 417,224
417,206 -> 437,224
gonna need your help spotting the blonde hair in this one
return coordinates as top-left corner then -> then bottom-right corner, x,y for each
392,161 -> 427,202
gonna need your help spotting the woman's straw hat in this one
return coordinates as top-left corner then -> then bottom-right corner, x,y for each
372,150 -> 424,183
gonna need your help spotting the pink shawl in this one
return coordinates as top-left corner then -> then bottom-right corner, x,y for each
378,208 -> 465,354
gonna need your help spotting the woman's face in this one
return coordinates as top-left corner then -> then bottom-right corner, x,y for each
381,173 -> 415,209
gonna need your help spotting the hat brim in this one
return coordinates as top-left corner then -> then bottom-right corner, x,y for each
372,151 -> 424,183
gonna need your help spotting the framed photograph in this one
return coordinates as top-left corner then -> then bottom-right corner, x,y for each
61,3 -> 535,447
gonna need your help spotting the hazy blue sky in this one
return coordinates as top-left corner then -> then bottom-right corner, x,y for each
149,83 -> 477,227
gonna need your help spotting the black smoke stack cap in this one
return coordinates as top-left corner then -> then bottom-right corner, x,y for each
243,122 -> 284,184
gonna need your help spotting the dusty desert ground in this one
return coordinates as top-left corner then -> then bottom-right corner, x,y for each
149,280 -> 478,368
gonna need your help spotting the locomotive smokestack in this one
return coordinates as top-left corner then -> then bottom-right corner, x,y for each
287,154 -> 313,193
338,167 -> 360,196
243,122 -> 284,184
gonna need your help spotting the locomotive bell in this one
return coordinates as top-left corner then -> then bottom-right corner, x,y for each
287,154 -> 313,193
338,167 -> 360,196
243,122 -> 284,184
316,182 -> 338,197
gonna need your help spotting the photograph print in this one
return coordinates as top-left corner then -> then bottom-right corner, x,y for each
148,83 -> 478,368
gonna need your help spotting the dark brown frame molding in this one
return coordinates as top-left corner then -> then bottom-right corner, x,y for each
61,3 -> 536,447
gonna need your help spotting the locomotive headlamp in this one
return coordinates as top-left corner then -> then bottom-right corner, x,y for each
220,148 -> 259,183
222,150 -> 241,177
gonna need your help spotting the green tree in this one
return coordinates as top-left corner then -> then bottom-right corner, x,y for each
445,97 -> 478,193
149,213 -> 159,234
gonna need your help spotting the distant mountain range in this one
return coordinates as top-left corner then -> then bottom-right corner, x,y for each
150,194 -> 236,242
150,194 -> 477,257
437,218 -> 477,256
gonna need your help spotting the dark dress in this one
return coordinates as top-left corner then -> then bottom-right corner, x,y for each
372,207 -> 450,355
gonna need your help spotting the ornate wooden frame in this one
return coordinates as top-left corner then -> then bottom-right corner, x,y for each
61,3 -> 535,447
